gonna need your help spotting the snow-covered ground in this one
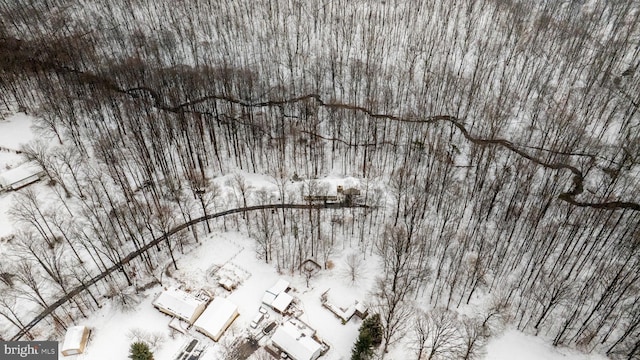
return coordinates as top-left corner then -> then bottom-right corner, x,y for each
58,230 -> 607,360
68,231 -> 369,360
0,114 -> 609,359
487,330 -> 608,360
0,113 -> 36,240
0,113 -> 34,155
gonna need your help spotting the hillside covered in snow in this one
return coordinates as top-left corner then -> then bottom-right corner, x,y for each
0,0 -> 639,359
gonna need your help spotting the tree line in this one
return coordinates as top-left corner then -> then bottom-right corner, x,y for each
0,0 -> 638,358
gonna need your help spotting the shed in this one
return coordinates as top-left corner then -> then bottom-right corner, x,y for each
152,287 -> 207,324
271,321 -> 322,360
61,326 -> 90,356
218,277 -> 236,291
0,162 -> 44,192
194,297 -> 239,341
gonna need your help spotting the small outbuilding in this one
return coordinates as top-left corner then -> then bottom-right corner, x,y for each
194,297 -> 239,341
61,326 -> 90,356
271,321 -> 322,360
0,162 -> 44,192
152,287 -> 208,324
262,279 -> 294,313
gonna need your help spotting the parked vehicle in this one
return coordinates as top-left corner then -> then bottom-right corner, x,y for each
250,313 -> 265,329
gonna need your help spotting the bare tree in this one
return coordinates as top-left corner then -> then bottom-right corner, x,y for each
230,172 -> 253,210
373,278 -> 412,357
481,292 -> 510,332
251,190 -> 277,263
423,308 -> 463,360
343,252 -> 364,284
0,288 -> 30,338
127,328 -> 165,351
9,190 -> 58,248
14,260 -> 51,310
197,182 -> 221,233
106,282 -> 141,313
457,316 -> 488,360
53,145 -> 86,198
19,140 -> 54,180
149,203 -> 179,270
411,309 -> 430,360
374,225 -> 422,355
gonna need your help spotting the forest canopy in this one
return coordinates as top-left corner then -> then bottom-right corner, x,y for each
0,0 -> 639,358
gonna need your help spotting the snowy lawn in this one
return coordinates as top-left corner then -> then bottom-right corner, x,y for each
62,230 -> 608,360
0,112 -> 35,154
0,113 -> 36,240
62,231 -> 374,360
486,330 -> 609,360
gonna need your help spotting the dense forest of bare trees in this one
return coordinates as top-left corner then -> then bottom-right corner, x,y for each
0,0 -> 639,358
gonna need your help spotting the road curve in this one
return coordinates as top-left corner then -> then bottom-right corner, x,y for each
10,202 -> 367,340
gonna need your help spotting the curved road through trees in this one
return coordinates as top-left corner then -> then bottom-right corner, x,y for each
3,35 -> 639,340
10,202 -> 368,340
2,36 -> 638,211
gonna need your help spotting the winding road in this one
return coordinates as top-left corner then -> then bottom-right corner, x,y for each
10,202 -> 367,341
2,36 -> 639,340
123,86 -> 639,211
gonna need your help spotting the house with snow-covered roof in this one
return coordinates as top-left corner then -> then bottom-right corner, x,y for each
320,288 -> 368,323
194,297 -> 239,341
152,287 -> 207,324
271,292 -> 294,313
262,279 -> 294,313
271,320 -> 323,360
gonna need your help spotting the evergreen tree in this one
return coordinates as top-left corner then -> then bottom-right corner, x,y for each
129,341 -> 154,360
351,314 -> 383,360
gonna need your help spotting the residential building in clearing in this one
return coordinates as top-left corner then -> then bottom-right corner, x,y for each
193,297 -> 239,341
320,288 -> 368,323
152,287 -> 208,324
271,319 -> 323,360
0,162 -> 44,192
262,279 -> 294,313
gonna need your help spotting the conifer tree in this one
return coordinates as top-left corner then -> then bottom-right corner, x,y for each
129,341 -> 154,360
351,314 -> 383,360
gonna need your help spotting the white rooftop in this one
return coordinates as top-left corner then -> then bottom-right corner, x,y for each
263,279 -> 293,312
0,162 -> 42,186
272,321 -> 322,360
262,291 -> 277,306
61,326 -> 88,352
272,292 -> 294,313
322,289 -> 360,321
194,297 -> 238,341
152,287 -> 206,322
268,279 -> 290,295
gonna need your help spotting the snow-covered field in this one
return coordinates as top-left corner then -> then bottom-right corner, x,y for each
0,113 -> 36,239
487,331 -> 607,360
56,230 -> 607,360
